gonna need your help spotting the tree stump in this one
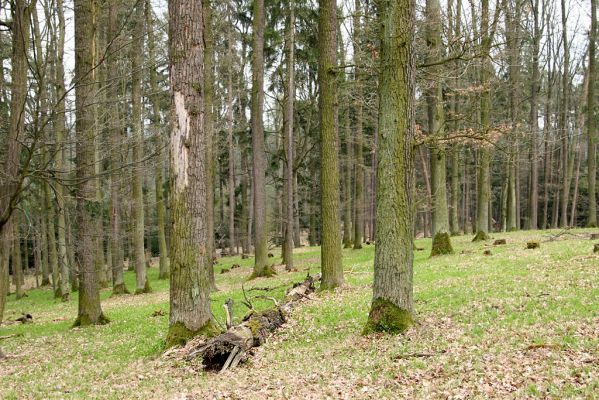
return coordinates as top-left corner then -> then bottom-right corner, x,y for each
430,232 -> 454,256
241,254 -> 249,259
526,241 -> 540,249
593,244 -> 599,253
483,250 -> 492,256
493,239 -> 506,245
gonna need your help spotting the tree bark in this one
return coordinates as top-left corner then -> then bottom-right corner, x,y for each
352,0 -> 364,250
146,0 -> 169,280
250,0 -> 272,278
318,0 -> 343,290
73,0 -> 108,327
282,1 -> 295,270
166,0 -> 217,347
365,0 -> 415,334
130,0 -> 149,294
587,0 -> 597,226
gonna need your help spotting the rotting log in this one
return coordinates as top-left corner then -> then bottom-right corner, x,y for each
181,274 -> 319,372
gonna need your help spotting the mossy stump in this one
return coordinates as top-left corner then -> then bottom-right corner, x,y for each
165,320 -> 220,349
472,231 -> 490,242
493,239 -> 506,245
593,244 -> 599,253
363,298 -> 414,335
430,232 -> 454,257
526,241 -> 540,249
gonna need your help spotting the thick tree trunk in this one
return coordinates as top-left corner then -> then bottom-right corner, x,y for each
250,0 -> 272,278
365,0 -> 415,334
166,0 -> 217,347
73,0 -> 108,327
318,0 -> 343,290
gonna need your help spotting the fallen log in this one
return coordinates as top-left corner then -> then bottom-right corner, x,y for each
183,274 -> 319,372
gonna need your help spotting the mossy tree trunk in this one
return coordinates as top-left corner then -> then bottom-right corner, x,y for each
167,0 -> 217,347
73,0 -> 108,327
226,7 -> 237,256
365,0 -> 415,335
318,0 -> 344,290
426,0 -> 452,256
249,0 -> 273,278
130,0 -> 149,294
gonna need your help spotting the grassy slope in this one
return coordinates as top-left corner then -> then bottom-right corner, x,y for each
0,229 -> 598,399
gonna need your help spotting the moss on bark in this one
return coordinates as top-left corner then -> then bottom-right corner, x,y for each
248,265 -> 276,280
430,232 -> 454,256
73,312 -> 110,327
134,278 -> 152,294
111,283 -> 130,296
363,298 -> 413,335
472,230 -> 490,242
165,320 -> 220,348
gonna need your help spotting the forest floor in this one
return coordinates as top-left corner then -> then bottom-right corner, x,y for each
1,229 -> 598,399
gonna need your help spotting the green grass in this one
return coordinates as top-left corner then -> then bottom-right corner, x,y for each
1,229 -> 598,399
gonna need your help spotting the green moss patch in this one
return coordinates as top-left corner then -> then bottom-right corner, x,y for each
362,298 -> 414,335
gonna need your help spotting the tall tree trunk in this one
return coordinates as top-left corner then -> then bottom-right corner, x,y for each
352,0 -> 364,250
250,0 -> 272,278
587,0 -> 597,226
426,0 -> 452,256
130,0 -> 149,294
473,0 -> 492,241
559,0 -> 570,228
203,0 -> 217,291
73,0 -> 108,327
166,0 -> 217,347
318,0 -> 343,290
364,0 -> 415,334
226,9 -> 237,256
282,1 -> 295,270
528,0 -> 541,230
107,0 -> 127,294
146,0 -> 169,280
54,0 -> 70,300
